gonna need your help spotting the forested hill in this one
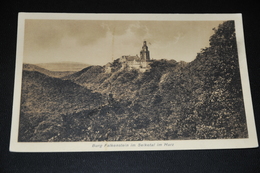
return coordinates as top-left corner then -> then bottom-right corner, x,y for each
155,21 -> 247,139
19,70 -> 106,141
19,21 -> 248,142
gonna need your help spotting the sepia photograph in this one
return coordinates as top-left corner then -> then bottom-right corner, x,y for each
10,13 -> 258,152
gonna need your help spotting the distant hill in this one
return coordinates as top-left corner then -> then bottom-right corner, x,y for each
36,61 -> 91,72
23,63 -> 76,78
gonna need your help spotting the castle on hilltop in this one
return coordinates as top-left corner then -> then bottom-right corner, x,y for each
105,41 -> 152,73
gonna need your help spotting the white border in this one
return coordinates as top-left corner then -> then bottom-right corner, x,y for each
10,13 -> 258,152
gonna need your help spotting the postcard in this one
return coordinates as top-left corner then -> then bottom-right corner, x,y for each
10,13 -> 258,152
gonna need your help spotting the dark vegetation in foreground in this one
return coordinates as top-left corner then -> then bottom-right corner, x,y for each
19,21 -> 248,142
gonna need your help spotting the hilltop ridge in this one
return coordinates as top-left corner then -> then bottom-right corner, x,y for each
36,61 -> 90,72
23,63 -> 76,78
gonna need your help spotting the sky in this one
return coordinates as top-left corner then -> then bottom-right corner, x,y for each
23,19 -> 224,65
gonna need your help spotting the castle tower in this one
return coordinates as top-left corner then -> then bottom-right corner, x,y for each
140,41 -> 150,61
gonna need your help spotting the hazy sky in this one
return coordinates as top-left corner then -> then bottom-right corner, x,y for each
23,19 -> 224,65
